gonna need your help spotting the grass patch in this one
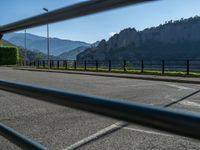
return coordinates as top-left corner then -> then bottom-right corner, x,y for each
34,66 -> 200,77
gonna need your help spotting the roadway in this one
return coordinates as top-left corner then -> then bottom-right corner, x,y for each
0,67 -> 200,150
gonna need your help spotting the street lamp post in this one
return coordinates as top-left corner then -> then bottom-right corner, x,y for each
24,29 -> 27,66
43,8 -> 50,69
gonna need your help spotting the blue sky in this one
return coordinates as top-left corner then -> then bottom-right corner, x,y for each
1,0 -> 200,43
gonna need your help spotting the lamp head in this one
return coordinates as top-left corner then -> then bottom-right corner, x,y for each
43,8 -> 48,12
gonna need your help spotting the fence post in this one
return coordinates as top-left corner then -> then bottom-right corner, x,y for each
57,60 -> 60,69
187,60 -> 190,75
74,60 -> 77,70
84,60 -> 87,71
52,60 -> 55,68
43,60 -> 45,68
96,60 -> 98,71
162,60 -> 165,74
124,60 -> 127,72
50,60 -> 52,69
141,60 -> 144,73
65,60 -> 68,69
109,60 -> 111,72
37,60 -> 39,68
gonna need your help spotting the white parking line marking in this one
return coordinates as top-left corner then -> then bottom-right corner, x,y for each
123,127 -> 172,137
118,83 -> 157,88
165,84 -> 194,91
181,101 -> 200,108
166,96 -> 200,108
64,122 -> 127,150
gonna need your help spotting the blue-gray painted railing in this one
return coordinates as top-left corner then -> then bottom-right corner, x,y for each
1,0 -> 200,149
0,80 -> 200,141
0,123 -> 47,150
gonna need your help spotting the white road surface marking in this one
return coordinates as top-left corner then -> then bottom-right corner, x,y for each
166,96 -> 200,108
64,121 -> 174,150
64,122 -> 127,150
181,101 -> 200,108
165,84 -> 194,91
118,83 -> 157,88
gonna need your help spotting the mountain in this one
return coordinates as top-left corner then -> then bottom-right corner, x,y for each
91,41 -> 100,47
59,46 -> 89,60
3,33 -> 91,56
58,41 -> 100,60
77,16 -> 200,61
1,39 -> 59,61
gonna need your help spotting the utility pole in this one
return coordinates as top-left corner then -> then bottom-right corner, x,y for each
24,29 -> 27,66
43,8 -> 50,69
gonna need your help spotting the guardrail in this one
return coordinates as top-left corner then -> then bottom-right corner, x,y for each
0,123 -> 47,150
22,59 -> 200,75
1,0 -> 200,149
0,80 -> 200,148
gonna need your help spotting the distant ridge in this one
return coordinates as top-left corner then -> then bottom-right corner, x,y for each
1,39 -> 59,61
3,33 -> 91,56
77,16 -> 200,61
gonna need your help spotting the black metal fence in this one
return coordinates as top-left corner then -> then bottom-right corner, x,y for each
21,59 -> 200,75
1,0 -> 200,149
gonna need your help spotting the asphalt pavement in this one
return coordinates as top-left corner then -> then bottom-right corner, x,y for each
0,67 -> 200,150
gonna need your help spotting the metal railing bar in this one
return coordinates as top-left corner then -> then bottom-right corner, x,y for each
0,80 -> 200,140
0,123 -> 47,150
0,0 -> 156,34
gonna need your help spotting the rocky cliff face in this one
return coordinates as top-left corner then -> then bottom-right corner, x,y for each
77,16 -> 200,61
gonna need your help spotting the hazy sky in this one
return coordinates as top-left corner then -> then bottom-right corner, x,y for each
1,0 -> 200,43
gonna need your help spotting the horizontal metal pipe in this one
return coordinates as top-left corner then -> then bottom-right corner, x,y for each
0,0 -> 156,34
0,80 -> 200,140
0,123 -> 47,150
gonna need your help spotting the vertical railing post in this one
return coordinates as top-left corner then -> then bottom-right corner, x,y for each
52,60 -> 54,68
96,60 -> 98,71
162,60 -> 165,74
109,60 -> 111,72
37,60 -> 39,68
141,60 -> 144,73
84,60 -> 87,71
57,60 -> 60,69
43,60 -> 45,68
124,60 -> 127,72
49,60 -> 51,69
65,60 -> 68,69
74,60 -> 77,70
187,60 -> 190,75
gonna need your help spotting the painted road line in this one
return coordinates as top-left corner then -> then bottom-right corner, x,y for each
180,101 -> 200,108
117,83 -> 157,88
165,95 -> 200,108
165,84 -> 194,91
64,122 -> 128,150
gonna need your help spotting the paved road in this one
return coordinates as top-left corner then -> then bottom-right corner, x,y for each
0,67 -> 200,150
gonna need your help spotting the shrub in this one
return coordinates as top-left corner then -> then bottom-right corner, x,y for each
0,46 -> 19,65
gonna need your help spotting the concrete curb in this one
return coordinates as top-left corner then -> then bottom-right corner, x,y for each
14,68 -> 200,84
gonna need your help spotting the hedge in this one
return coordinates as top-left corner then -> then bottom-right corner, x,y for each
0,46 -> 19,65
